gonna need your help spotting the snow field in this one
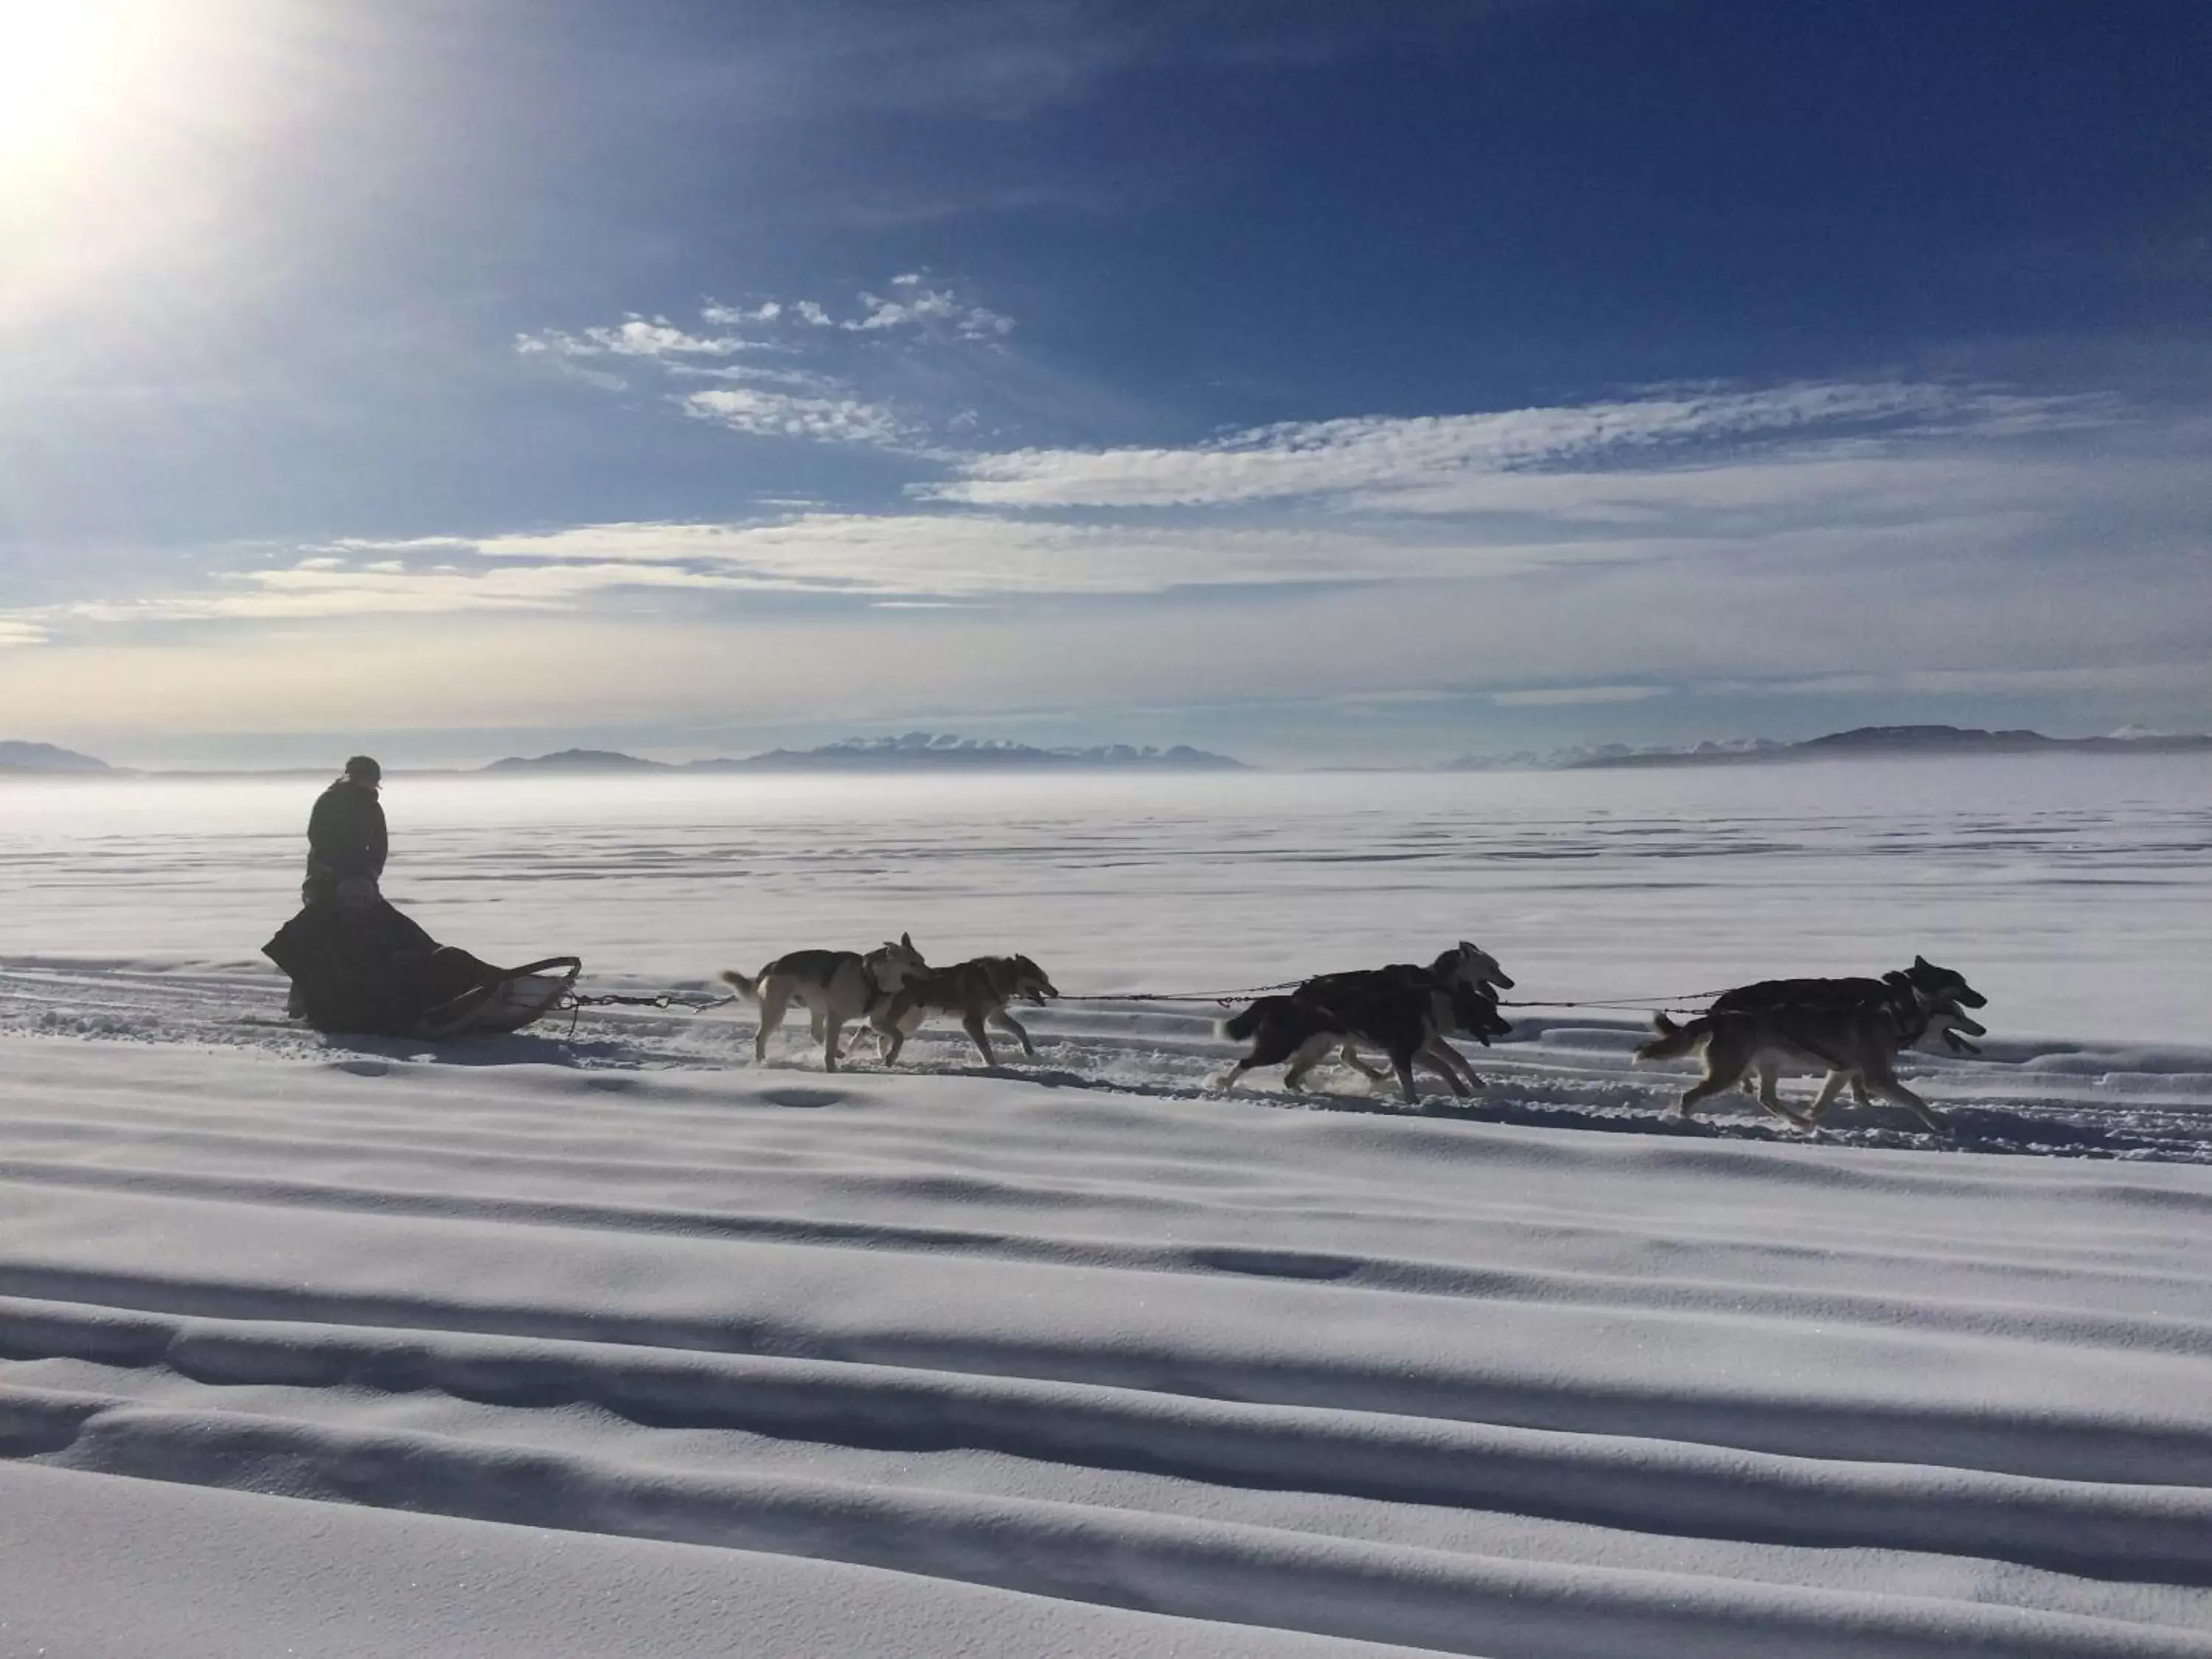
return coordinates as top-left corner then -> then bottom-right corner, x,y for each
2,1025 -> 2211,1656
2,759 -> 2209,1655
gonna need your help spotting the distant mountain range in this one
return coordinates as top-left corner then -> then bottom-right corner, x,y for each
8,723 -> 2203,778
0,741 -> 111,775
1446,724 -> 2212,771
483,734 -> 1248,773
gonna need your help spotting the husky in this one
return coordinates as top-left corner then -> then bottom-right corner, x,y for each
1295,940 -> 1514,1006
1332,980 -> 1513,1093
1708,956 -> 1989,1110
860,953 -> 1060,1068
720,933 -> 930,1072
1712,956 -> 1986,1047
1295,940 -> 1514,1084
1635,959 -> 1983,1133
1218,975 -> 1500,1105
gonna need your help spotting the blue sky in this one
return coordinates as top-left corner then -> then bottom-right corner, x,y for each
3,0 -> 2208,766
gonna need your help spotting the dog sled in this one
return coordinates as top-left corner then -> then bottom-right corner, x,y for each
264,901 -> 580,1040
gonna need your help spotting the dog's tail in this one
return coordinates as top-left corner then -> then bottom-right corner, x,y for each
1217,996 -> 1282,1043
1634,1011 -> 1709,1062
718,968 -> 762,1001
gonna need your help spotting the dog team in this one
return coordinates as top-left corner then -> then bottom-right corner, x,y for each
720,934 -> 1992,1133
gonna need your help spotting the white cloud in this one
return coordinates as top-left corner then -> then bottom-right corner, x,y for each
922,383 -> 2114,509
1702,664 -> 2212,699
54,560 -> 751,624
515,316 -> 759,360
516,280 -> 1017,453
9,371 -> 2203,757
849,284 -> 1013,338
1492,684 -> 1669,707
700,300 -> 783,325
680,387 -> 908,446
456,513 -> 1624,597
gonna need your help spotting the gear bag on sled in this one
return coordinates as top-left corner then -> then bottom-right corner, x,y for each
263,902 -> 580,1038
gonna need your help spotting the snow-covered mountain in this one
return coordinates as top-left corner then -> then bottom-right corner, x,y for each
1445,725 -> 2211,771
698,733 -> 1247,771
480,734 -> 1247,773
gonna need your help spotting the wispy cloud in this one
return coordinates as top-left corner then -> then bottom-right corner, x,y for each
679,387 -> 908,445
9,374 -> 2205,759
921,383 -> 2116,509
1492,684 -> 1669,707
515,318 -> 764,361
515,277 -> 1014,452
1702,664 -> 2212,699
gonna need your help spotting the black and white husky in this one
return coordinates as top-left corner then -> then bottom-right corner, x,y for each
1217,942 -> 1514,1105
721,933 -> 931,1072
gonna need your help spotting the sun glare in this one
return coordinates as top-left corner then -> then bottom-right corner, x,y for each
0,0 -> 193,182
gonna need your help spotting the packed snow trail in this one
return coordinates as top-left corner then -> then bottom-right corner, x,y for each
2,1015 -> 2211,1657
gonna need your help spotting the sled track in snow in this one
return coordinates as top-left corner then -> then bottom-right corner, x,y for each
4,954 -> 2211,1161
4,959 -> 2212,1655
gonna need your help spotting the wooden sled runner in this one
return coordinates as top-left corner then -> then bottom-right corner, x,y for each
415,956 -> 582,1038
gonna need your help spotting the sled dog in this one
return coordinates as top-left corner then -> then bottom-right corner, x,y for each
721,933 -> 930,1072
1218,975 -> 1503,1105
1329,979 -> 1513,1093
1635,959 -> 1982,1132
1705,955 -> 1989,1110
862,953 -> 1060,1068
1711,956 -> 1987,1051
1295,940 -> 1514,1085
1295,939 -> 1514,1005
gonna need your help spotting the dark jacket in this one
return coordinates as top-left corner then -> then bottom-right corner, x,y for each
305,779 -> 388,901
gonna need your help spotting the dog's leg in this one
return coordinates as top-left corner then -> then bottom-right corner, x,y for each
1282,1033 -> 1339,1091
821,1015 -> 846,1073
1755,1068 -> 1811,1127
1337,1042 -> 1390,1082
1676,1047 -> 1743,1120
1422,1036 -> 1481,1095
754,983 -> 789,1064
1391,1048 -> 1422,1106
961,1013 -> 998,1068
1420,1039 -> 1472,1097
1675,1076 -> 1733,1119
990,1009 -> 1036,1057
1803,1068 -> 1852,1123
1864,1065 -> 1948,1134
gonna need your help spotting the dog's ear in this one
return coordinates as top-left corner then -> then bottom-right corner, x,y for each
1913,953 -> 1930,970
902,931 -> 915,952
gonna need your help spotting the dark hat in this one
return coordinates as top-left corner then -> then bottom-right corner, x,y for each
343,755 -> 382,784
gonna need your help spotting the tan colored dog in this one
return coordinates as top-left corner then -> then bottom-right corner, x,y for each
861,953 -> 1059,1068
721,933 -> 930,1072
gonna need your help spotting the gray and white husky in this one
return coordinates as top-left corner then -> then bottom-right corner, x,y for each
721,933 -> 931,1072
1635,956 -> 1987,1132
860,953 -> 1060,1068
